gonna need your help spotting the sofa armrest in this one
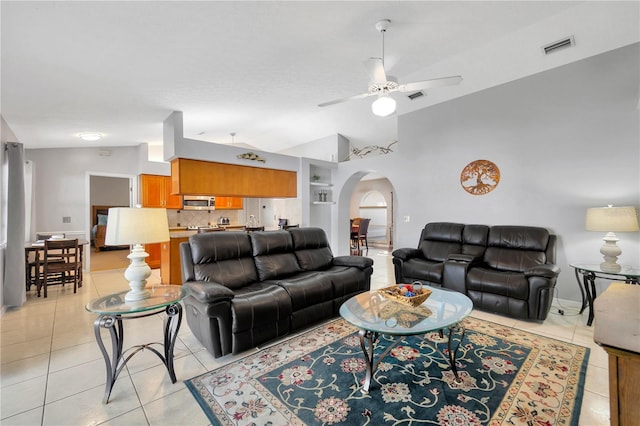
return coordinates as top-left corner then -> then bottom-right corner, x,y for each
391,248 -> 422,261
333,255 -> 374,269
183,281 -> 235,304
524,264 -> 561,279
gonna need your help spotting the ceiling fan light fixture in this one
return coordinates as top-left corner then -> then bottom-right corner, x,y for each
371,95 -> 396,117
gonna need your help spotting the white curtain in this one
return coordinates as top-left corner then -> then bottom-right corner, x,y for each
3,142 -> 26,307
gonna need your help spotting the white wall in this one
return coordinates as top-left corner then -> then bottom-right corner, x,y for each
25,146 -> 143,236
333,43 -> 640,303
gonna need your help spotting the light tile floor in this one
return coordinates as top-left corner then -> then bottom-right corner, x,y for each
1,248 -> 610,425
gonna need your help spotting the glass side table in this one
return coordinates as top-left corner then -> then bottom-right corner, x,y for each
570,263 -> 640,326
86,285 -> 188,403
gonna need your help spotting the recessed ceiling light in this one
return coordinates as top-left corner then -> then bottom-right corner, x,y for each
78,132 -> 103,141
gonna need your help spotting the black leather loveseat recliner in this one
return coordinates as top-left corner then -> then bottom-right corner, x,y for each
180,227 -> 373,357
393,222 -> 560,320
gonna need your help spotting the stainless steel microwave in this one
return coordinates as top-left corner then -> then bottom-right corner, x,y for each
183,196 -> 215,210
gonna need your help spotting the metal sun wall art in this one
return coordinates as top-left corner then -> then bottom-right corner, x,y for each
237,152 -> 266,163
460,160 -> 500,195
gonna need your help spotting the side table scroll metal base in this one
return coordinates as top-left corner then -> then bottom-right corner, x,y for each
94,303 -> 183,403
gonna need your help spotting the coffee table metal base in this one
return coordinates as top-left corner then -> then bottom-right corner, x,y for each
358,323 -> 466,393
94,303 -> 183,404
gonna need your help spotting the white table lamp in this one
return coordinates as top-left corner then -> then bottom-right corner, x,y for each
585,205 -> 639,272
105,207 -> 170,301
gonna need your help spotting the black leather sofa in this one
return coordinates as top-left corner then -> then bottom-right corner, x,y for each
393,222 -> 560,320
180,227 -> 373,357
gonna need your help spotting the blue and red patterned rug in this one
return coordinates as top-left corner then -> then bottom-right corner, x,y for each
185,317 -> 589,425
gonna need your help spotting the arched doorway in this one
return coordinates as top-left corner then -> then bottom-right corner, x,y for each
345,173 -> 395,251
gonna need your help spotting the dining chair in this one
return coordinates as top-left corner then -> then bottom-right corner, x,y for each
244,226 -> 265,233
350,218 -> 361,249
39,238 -> 80,298
352,218 -> 371,252
26,234 -> 67,292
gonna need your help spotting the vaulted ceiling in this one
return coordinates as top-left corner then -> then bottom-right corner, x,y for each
2,1 -> 638,153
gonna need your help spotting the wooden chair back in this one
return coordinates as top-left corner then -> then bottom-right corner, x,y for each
40,238 -> 80,298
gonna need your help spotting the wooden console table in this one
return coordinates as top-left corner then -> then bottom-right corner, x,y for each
593,282 -> 640,426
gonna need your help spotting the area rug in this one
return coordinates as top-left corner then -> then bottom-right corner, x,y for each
185,317 -> 589,425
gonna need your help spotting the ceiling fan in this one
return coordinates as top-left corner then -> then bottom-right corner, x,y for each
318,19 -> 463,117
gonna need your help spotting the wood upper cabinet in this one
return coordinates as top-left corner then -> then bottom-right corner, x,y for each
215,196 -> 243,210
140,174 -> 182,209
171,158 -> 297,198
139,174 -> 179,269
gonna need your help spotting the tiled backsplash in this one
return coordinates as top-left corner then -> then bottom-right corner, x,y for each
167,209 -> 243,228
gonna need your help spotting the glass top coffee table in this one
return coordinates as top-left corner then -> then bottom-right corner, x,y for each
340,285 -> 473,392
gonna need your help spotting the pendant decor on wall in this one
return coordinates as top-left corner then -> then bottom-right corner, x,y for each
345,140 -> 397,161
460,160 -> 500,195
237,152 -> 266,163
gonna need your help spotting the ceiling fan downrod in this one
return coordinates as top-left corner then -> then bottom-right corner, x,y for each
376,19 -> 391,68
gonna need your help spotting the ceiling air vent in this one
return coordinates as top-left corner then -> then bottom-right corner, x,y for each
407,91 -> 424,100
542,36 -> 575,55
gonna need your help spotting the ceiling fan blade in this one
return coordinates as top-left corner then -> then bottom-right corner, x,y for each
363,58 -> 387,84
397,76 -> 463,92
318,92 -> 375,107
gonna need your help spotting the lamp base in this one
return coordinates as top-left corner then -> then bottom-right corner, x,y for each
600,262 -> 622,273
123,244 -> 152,302
599,232 -> 622,273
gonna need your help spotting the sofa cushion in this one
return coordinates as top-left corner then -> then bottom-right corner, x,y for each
466,267 -> 529,300
484,226 -> 550,272
401,258 -> 444,284
231,282 -> 293,333
268,272 -> 334,311
323,264 -> 371,300
250,231 -> 302,281
461,224 -> 489,258
189,232 -> 258,289
289,227 -> 334,270
420,222 -> 465,262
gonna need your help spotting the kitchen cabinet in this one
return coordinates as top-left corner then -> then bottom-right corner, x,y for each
140,174 -> 182,209
145,241 -> 162,269
140,174 -> 180,269
160,233 -> 191,284
215,196 -> 243,210
171,158 -> 297,198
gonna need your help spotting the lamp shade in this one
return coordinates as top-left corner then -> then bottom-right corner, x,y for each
371,95 -> 396,117
585,206 -> 639,232
105,207 -> 170,245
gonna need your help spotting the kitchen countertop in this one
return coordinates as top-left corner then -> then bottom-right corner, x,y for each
168,225 -> 247,238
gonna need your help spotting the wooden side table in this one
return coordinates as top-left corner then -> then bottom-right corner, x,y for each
593,282 -> 640,426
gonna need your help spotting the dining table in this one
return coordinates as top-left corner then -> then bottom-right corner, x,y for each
25,238 -> 89,293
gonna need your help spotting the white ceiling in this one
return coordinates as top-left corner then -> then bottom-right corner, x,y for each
2,1 -> 638,154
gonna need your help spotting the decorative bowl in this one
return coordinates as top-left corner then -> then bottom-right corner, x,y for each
379,284 -> 432,307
